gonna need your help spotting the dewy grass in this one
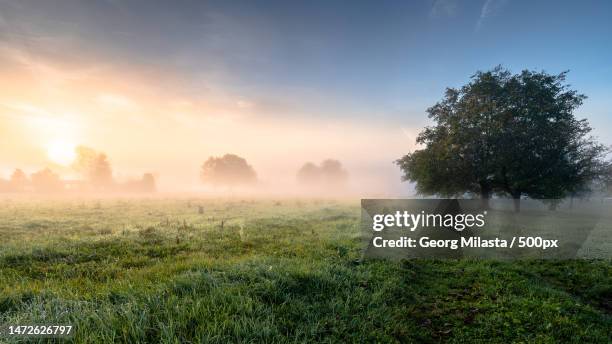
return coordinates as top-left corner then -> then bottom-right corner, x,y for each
0,198 -> 610,343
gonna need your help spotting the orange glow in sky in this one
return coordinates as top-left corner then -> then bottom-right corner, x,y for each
0,47 -> 415,195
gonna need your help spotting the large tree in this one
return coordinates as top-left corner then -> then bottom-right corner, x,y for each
397,67 -> 607,211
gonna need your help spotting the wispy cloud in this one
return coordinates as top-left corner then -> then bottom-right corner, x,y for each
430,0 -> 457,18
95,93 -> 140,111
476,0 -> 507,31
236,100 -> 255,109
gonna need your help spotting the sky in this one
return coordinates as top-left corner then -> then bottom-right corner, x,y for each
0,0 -> 611,195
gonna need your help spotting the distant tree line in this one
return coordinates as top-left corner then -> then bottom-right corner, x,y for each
0,146 -> 156,193
2,150 -> 351,194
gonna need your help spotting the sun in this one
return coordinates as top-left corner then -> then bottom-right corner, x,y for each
46,140 -> 77,166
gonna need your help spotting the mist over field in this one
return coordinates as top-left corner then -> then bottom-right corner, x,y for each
0,144 -> 414,197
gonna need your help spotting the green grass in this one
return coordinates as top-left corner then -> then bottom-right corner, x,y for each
0,198 -> 610,343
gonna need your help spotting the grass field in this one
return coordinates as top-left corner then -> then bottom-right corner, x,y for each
0,198 -> 611,343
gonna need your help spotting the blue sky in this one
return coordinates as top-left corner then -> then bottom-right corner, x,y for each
2,0 -> 610,122
1,0 -> 611,193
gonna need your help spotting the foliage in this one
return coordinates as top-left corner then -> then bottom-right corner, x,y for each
296,162 -> 321,183
200,154 -> 257,187
30,168 -> 63,192
297,159 -> 349,185
122,173 -> 157,193
73,146 -> 113,188
9,169 -> 28,191
397,67 -> 608,210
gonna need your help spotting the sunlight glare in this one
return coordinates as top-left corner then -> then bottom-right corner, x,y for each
46,140 -> 77,166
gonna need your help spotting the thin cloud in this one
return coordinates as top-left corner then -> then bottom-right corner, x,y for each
95,93 -> 140,111
476,0 -> 507,31
236,100 -> 255,109
430,0 -> 457,18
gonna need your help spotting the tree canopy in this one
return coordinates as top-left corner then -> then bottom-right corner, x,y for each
297,159 -> 349,186
200,154 -> 257,188
73,146 -> 113,188
9,169 -> 28,191
297,162 -> 321,184
31,168 -> 63,192
396,66 -> 608,211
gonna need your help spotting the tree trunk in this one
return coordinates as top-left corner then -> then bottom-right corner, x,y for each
480,187 -> 490,210
512,194 -> 521,212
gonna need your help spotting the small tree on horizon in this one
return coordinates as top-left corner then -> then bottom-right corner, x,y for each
31,168 -> 63,192
200,154 -> 257,190
296,159 -> 349,188
297,162 -> 321,184
320,159 -> 349,184
73,146 -> 113,189
397,66 -> 608,211
141,173 -> 156,192
9,168 -> 29,192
